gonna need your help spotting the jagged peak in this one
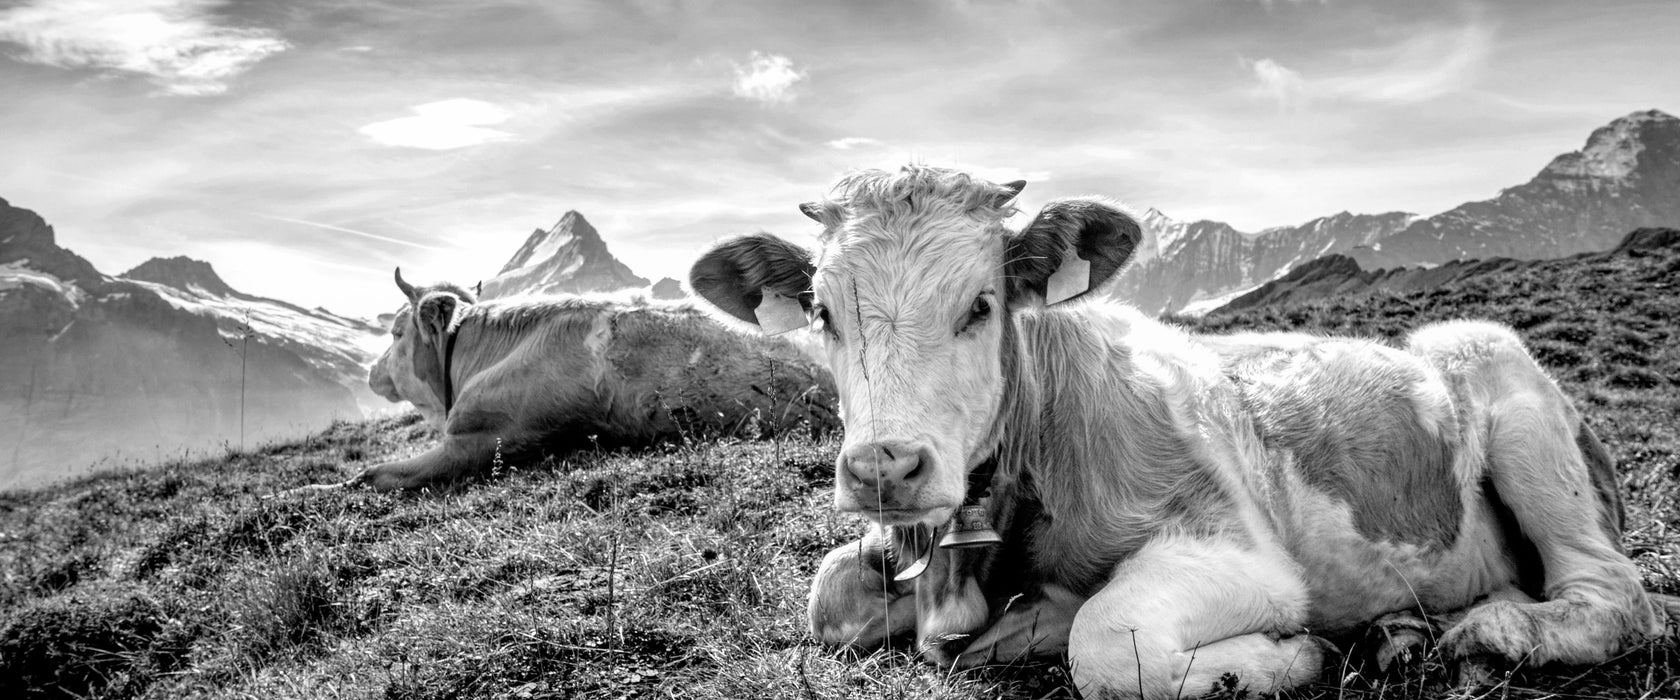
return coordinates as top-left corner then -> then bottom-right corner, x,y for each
1541,108 -> 1676,180
549,210 -> 600,240
121,256 -> 236,296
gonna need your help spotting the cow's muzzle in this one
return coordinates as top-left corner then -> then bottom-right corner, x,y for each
836,440 -> 948,520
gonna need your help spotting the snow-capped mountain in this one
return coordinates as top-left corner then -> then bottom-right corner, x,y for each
1116,109 -> 1679,316
1113,209 -> 1416,315
1349,109 -> 1680,269
0,198 -> 382,490
480,211 -> 650,299
118,256 -> 387,410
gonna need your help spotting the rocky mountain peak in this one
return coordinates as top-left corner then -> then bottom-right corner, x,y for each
1540,108 -> 1678,180
0,196 -> 105,288
121,256 -> 237,297
480,210 -> 651,299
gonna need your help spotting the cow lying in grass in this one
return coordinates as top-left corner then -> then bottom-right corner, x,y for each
690,165 -> 1675,699
298,271 -> 838,492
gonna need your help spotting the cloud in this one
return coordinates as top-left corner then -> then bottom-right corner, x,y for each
256,214 -> 454,252
0,0 -> 287,96
1243,21 -> 1492,108
358,99 -> 515,150
826,136 -> 880,150
1247,57 -> 1306,108
1319,20 -> 1491,103
732,51 -> 805,104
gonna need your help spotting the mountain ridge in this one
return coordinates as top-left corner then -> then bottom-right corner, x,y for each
0,198 -> 383,490
1115,108 -> 1678,315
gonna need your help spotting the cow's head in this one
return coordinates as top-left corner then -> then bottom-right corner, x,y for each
368,268 -> 476,430
691,166 -> 1139,527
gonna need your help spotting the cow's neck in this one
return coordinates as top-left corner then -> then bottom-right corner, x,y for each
1003,309 -> 1223,591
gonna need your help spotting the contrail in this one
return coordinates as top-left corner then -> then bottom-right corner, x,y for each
258,214 -> 453,251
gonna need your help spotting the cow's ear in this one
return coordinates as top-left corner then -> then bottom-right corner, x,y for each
415,292 -> 460,345
1005,198 -> 1140,307
689,233 -> 817,333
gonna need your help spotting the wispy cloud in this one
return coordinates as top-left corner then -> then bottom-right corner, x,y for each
1244,20 -> 1493,107
358,99 -> 515,150
732,51 -> 805,104
826,136 -> 880,150
1246,57 -> 1307,108
257,214 -> 454,252
1319,20 -> 1492,103
0,0 -> 286,96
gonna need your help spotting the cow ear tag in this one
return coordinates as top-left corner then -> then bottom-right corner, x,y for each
938,497 -> 1003,549
754,287 -> 809,335
1045,252 -> 1091,305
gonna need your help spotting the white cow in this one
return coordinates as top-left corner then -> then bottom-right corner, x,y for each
689,166 -> 1673,699
297,270 -> 837,491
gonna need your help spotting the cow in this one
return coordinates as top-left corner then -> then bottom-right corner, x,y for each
296,270 -> 838,492
688,165 -> 1675,699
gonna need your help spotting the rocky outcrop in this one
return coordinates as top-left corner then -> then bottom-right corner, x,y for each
1212,227 -> 1680,315
650,277 -> 686,300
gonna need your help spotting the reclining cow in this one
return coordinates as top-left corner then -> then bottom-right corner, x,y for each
689,165 -> 1673,699
299,270 -> 838,492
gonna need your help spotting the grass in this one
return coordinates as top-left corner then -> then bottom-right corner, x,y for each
1,238 -> 1677,699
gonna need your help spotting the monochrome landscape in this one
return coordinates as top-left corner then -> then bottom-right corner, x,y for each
1,1 -> 1677,698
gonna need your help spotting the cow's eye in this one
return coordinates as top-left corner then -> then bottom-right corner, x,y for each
812,304 -> 838,340
960,295 -> 991,334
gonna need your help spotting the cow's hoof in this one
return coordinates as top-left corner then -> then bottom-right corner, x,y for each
1438,600 -> 1536,664
1370,612 -> 1433,673
1450,655 -> 1504,689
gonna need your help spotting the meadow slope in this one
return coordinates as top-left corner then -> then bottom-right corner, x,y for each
2,232 -> 1677,699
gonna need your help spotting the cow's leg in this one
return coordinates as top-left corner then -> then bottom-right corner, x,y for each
808,529 -> 918,650
943,583 -> 1082,667
350,431 -> 497,491
1437,379 -> 1665,669
1067,536 -> 1328,700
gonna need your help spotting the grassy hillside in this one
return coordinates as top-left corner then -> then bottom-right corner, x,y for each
2,234 -> 1677,699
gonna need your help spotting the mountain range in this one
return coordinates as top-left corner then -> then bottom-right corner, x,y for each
1116,108 -> 1680,314
0,199 -> 380,489
0,202 -> 684,489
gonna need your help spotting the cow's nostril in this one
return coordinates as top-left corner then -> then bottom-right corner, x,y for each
904,456 -> 924,483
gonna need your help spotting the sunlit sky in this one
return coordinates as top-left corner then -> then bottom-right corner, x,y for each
2,0 -> 1676,318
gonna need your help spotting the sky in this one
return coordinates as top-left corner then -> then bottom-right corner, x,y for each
1,0 -> 1676,319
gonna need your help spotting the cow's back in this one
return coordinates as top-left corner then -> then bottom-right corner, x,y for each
602,304 -> 838,437
1216,336 -> 1467,549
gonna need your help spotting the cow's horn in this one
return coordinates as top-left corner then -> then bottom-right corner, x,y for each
394,267 -> 417,301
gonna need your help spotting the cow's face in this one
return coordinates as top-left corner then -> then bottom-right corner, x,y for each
367,270 -> 474,430
691,166 -> 1139,528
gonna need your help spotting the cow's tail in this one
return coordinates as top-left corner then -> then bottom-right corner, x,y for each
1576,420 -> 1627,550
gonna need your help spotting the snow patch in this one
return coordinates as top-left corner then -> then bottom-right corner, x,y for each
1178,285 -> 1260,317
0,261 -> 84,304
123,279 -> 385,389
